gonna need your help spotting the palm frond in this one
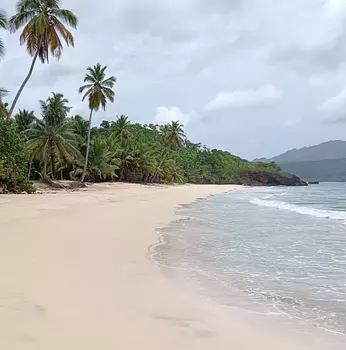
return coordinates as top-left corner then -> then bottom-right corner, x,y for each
8,9 -> 37,33
78,84 -> 93,94
53,9 -> 78,29
101,76 -> 116,87
0,9 -> 7,29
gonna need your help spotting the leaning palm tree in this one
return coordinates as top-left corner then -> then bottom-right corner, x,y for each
78,63 -> 116,182
0,9 -> 6,59
8,0 -> 78,116
26,92 -> 80,179
0,9 -> 7,117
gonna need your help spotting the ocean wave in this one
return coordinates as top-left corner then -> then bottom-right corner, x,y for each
250,198 -> 346,221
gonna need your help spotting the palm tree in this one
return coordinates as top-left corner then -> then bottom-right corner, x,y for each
26,92 -> 80,179
8,0 -> 78,116
71,136 -> 119,182
0,9 -> 7,117
78,63 -> 116,182
14,109 -> 36,132
160,121 -> 185,148
110,115 -> 132,141
40,92 -> 71,125
70,115 -> 89,152
0,8 -> 6,59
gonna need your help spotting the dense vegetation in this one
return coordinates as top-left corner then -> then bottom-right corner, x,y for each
0,1 -> 280,193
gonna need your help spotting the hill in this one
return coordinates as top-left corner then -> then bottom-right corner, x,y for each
254,140 -> 346,164
279,159 -> 346,182
254,140 -> 346,182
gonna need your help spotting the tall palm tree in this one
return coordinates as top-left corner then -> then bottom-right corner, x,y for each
159,121 -> 186,148
14,109 -> 36,132
26,92 -> 80,178
8,0 -> 78,116
78,63 -> 116,182
0,9 -> 7,117
0,9 -> 6,59
110,115 -> 132,141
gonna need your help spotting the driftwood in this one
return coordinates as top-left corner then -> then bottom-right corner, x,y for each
42,177 -> 87,191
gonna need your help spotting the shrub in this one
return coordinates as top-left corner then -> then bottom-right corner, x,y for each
0,117 -> 35,193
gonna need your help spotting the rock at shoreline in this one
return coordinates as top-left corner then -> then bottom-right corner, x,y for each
237,171 -> 308,186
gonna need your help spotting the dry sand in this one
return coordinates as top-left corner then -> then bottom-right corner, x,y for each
0,183 -> 330,349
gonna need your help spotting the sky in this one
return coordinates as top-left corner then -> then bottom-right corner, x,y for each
1,0 -> 346,159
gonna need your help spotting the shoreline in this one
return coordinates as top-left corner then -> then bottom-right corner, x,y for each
0,183 -> 337,349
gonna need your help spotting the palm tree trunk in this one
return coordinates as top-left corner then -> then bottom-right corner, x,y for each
9,51 -> 39,117
44,161 -> 47,178
81,108 -> 93,182
50,153 -> 55,180
27,160 -> 32,180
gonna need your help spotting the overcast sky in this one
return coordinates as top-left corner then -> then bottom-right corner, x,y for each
1,0 -> 346,159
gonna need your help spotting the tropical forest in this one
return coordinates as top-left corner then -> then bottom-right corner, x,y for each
0,0 -> 280,193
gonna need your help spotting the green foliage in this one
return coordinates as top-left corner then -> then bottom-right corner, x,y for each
159,121 -> 185,148
14,109 -> 35,132
25,93 -> 81,179
2,103 -> 281,189
0,8 -> 6,59
0,117 -> 35,193
0,88 -> 9,117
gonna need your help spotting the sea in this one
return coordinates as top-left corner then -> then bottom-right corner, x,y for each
150,182 -> 346,347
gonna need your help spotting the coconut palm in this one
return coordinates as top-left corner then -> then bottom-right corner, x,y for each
40,92 -> 71,125
0,9 -> 7,117
0,9 -> 6,59
26,92 -> 80,178
8,0 -> 78,116
110,115 -> 132,141
70,115 -> 89,152
78,63 -> 116,182
14,109 -> 36,132
70,136 -> 120,182
160,121 -> 185,148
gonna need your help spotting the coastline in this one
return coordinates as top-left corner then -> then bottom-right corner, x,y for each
0,183 -> 331,349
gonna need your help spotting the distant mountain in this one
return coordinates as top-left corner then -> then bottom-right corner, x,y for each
254,140 -> 346,182
278,159 -> 346,182
254,140 -> 346,164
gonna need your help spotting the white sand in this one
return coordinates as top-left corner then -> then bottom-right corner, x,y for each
0,183 -> 332,349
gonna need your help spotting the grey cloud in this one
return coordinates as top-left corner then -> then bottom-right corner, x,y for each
1,0 -> 346,159
271,30 -> 346,74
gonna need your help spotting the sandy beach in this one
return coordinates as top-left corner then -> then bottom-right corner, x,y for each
0,183 -> 329,349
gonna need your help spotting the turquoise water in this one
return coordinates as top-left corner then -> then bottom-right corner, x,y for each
152,183 -> 346,345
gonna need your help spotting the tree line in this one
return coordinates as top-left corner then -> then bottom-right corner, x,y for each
0,1 -> 279,193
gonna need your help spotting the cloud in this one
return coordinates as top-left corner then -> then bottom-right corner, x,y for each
154,106 -> 197,125
325,0 -> 346,21
206,85 -> 282,111
282,119 -> 301,127
2,0 -> 346,159
320,88 -> 346,123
